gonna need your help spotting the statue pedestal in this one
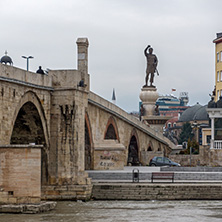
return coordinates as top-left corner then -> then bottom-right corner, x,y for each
139,86 -> 171,133
139,86 -> 158,116
142,115 -> 171,133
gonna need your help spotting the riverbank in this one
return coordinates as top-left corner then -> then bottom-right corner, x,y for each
92,182 -> 222,200
88,167 -> 222,201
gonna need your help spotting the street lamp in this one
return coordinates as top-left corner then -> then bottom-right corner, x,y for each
191,121 -> 200,142
22,56 -> 34,71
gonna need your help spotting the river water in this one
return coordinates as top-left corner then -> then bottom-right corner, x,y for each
1,200 -> 222,222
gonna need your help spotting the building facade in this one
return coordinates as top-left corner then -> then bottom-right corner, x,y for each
205,33 -> 222,149
213,32 -> 222,101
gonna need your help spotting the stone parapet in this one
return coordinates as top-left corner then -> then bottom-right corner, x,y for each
0,63 -> 52,89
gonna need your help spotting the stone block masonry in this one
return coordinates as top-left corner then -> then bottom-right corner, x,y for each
41,183 -> 92,201
92,183 -> 222,200
0,145 -> 42,204
0,201 -> 56,214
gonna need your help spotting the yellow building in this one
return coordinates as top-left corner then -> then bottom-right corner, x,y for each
213,32 -> 222,101
204,33 -> 222,148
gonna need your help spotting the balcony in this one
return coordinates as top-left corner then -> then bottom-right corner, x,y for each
213,140 -> 222,149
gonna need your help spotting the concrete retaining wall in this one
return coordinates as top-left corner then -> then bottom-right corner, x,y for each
92,183 -> 222,200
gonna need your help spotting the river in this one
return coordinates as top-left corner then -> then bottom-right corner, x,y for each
0,200 -> 222,222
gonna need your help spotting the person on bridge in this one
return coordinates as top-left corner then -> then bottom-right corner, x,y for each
36,66 -> 45,74
144,45 -> 158,87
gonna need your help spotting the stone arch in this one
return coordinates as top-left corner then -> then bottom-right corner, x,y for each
10,91 -> 49,185
127,129 -> 140,166
85,112 -> 93,170
10,90 -> 49,147
10,102 -> 45,145
147,141 -> 153,151
158,142 -> 162,151
104,116 -> 119,141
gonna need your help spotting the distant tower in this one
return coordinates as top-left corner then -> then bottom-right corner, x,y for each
112,88 -> 116,104
179,92 -> 189,106
0,51 -> 13,65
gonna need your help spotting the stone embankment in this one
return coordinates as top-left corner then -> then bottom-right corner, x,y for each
92,183 -> 222,200
89,167 -> 222,200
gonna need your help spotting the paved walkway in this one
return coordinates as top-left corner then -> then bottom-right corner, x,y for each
87,166 -> 161,173
87,166 -> 222,183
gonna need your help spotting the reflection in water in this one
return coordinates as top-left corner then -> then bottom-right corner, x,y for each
0,200 -> 222,222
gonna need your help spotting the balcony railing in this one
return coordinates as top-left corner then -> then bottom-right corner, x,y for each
213,140 -> 222,149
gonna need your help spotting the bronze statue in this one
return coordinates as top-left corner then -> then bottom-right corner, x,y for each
144,45 -> 158,87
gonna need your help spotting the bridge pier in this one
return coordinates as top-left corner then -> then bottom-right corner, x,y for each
45,39 -> 92,200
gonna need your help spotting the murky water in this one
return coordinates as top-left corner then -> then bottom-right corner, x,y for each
1,200 -> 222,222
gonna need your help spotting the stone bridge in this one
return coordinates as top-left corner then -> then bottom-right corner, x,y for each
0,38 -> 174,200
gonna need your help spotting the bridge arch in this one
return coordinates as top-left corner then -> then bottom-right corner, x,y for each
10,91 -> 50,185
158,142 -> 162,151
127,129 -> 140,166
85,112 -> 93,170
104,116 -> 119,141
10,90 -> 49,147
147,141 -> 153,151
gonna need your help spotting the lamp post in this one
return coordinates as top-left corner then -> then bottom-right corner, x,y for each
191,121 -> 200,143
22,56 -> 34,71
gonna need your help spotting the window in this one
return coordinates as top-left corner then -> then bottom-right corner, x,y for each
206,135 -> 211,145
221,71 -> 222,81
164,158 -> 170,163
217,71 -> 220,82
156,157 -> 163,163
217,90 -> 220,101
168,123 -> 171,128
217,52 -> 220,62
221,51 -> 222,61
220,90 -> 222,97
215,118 -> 222,140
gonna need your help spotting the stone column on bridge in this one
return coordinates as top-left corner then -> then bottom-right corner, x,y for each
45,38 -> 92,200
76,38 -> 89,89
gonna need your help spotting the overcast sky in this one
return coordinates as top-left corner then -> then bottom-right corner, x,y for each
0,0 -> 221,112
